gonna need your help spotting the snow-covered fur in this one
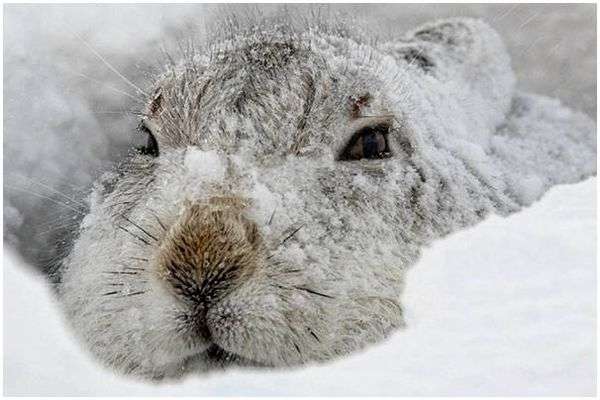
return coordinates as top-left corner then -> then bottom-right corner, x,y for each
51,16 -> 597,379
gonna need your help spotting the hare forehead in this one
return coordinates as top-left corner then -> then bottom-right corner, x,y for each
144,39 -> 391,152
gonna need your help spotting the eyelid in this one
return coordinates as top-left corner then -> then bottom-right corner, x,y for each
349,115 -> 394,133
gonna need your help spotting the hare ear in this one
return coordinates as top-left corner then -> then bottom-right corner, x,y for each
379,19 -> 474,74
409,18 -> 477,50
384,43 -> 436,73
383,18 -> 515,115
382,18 -> 503,74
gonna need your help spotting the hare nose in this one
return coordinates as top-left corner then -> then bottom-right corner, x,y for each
157,198 -> 262,305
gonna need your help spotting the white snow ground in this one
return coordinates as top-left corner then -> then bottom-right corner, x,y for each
3,4 -> 596,396
4,178 -> 596,396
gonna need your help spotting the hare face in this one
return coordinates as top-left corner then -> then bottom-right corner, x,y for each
61,17 -> 563,379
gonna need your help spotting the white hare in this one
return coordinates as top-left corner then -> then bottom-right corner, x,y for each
8,15 -> 597,379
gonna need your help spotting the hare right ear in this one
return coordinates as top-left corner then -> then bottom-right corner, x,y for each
381,18 -> 513,78
379,18 -> 481,76
409,18 -> 478,50
381,17 -> 515,128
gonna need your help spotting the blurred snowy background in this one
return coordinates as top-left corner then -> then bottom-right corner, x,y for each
3,3 -> 596,396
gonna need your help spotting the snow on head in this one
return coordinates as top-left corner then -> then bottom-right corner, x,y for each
184,148 -> 227,183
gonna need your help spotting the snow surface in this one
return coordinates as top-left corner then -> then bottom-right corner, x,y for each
4,178 -> 596,396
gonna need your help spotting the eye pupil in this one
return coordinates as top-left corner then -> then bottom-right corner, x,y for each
362,129 -> 385,158
340,124 -> 391,161
136,122 -> 159,157
142,133 -> 159,157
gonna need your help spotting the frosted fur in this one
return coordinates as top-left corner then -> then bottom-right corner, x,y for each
56,17 -> 596,379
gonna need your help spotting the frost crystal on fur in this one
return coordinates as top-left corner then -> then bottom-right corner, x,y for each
32,15 -> 597,379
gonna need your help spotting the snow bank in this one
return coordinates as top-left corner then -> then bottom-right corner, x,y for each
4,178 -> 595,396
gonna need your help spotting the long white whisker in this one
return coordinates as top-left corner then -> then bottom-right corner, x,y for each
19,175 -> 88,209
5,184 -> 86,215
63,68 -> 139,101
67,27 -> 148,97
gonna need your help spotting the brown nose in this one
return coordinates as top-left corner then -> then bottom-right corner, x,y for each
157,198 -> 262,305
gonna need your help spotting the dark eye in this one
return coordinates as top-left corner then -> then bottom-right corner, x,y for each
137,122 -> 159,157
339,123 -> 392,161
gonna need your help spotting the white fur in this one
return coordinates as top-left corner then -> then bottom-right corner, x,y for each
59,17 -> 596,378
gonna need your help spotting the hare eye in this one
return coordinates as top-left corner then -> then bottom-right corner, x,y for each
136,122 -> 159,157
339,123 -> 391,161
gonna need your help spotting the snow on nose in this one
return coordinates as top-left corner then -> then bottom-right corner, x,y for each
184,148 -> 227,185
